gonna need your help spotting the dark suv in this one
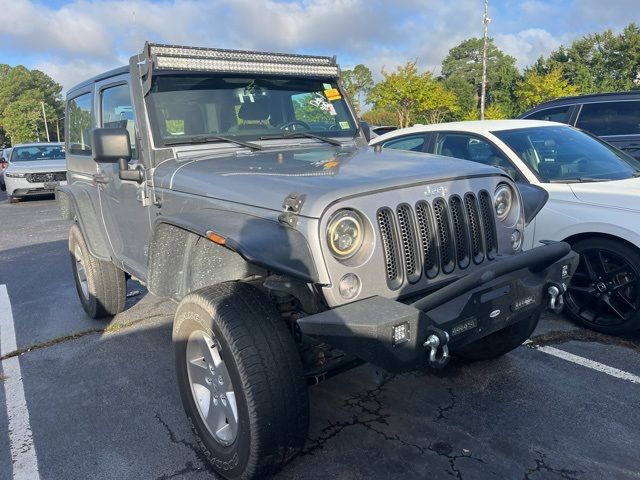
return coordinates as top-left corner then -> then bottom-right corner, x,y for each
519,92 -> 640,159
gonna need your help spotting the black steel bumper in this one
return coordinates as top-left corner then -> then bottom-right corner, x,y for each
298,242 -> 579,372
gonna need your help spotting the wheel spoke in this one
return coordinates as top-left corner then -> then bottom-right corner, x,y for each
581,254 -> 599,281
602,296 -> 628,321
612,279 -> 638,292
596,250 -> 609,275
188,361 -> 211,388
615,291 -> 638,311
196,335 -> 217,368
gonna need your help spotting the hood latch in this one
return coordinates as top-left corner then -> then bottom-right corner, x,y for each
279,192 -> 306,227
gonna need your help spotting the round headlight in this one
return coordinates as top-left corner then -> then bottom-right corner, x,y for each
327,210 -> 364,260
494,184 -> 514,221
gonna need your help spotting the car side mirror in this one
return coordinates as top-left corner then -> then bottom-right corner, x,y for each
360,121 -> 371,142
91,128 -> 143,183
516,182 -> 549,227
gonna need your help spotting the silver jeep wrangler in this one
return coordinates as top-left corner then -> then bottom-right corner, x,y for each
57,42 -> 578,479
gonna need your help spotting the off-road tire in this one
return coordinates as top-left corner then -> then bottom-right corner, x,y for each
173,282 -> 309,480
69,224 -> 126,318
454,313 -> 540,361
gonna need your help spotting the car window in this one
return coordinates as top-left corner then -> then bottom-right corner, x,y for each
101,83 -> 137,159
434,133 -> 522,180
493,125 -> 640,182
524,105 -> 571,123
67,93 -> 93,155
10,145 -> 65,162
576,101 -> 640,136
382,135 -> 426,152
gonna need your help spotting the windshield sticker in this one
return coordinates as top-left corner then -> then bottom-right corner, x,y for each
339,121 -> 350,129
309,93 -> 337,116
324,88 -> 341,101
323,83 -> 333,90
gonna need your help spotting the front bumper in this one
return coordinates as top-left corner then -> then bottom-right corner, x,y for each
6,176 -> 67,198
298,241 -> 579,372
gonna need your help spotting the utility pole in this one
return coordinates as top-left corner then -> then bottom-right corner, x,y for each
41,101 -> 50,142
480,0 -> 490,120
56,117 -> 61,142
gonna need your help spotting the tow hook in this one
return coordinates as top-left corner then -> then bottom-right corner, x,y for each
424,327 -> 450,369
547,283 -> 566,313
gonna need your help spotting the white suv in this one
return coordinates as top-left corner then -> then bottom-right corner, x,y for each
4,143 -> 66,203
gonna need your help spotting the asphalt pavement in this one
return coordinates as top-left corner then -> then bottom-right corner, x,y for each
1,191 -> 639,480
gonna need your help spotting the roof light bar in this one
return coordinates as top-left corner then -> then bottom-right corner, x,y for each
146,43 -> 339,78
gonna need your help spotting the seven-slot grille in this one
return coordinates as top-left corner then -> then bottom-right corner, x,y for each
26,172 -> 66,183
377,191 -> 497,288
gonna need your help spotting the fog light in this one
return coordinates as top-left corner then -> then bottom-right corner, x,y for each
510,229 -> 522,250
392,322 -> 410,346
338,273 -> 361,299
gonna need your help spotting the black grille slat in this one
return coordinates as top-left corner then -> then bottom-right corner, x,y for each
432,198 -> 455,274
449,196 -> 470,269
377,208 -> 403,288
26,172 -> 66,183
478,191 -> 497,259
396,204 -> 421,283
464,193 -> 484,264
415,201 -> 438,278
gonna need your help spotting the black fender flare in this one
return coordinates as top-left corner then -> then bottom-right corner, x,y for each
152,209 -> 319,284
56,184 -> 113,261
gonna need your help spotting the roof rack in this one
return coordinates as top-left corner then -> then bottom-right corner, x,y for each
138,42 -> 339,95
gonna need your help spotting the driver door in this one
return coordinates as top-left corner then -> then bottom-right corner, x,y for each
96,77 -> 152,280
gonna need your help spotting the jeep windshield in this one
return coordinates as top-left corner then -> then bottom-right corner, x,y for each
493,125 -> 640,183
147,74 -> 358,148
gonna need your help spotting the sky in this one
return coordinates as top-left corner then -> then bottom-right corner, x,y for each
0,0 -> 636,93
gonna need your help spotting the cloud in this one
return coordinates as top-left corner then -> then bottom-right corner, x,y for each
494,29 -> 564,70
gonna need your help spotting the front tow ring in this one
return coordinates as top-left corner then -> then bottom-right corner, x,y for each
548,284 -> 566,313
424,329 -> 450,369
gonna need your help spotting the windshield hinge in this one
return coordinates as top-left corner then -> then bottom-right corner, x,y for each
279,192 -> 306,227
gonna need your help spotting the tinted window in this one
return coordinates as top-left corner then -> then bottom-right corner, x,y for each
67,93 -> 92,155
101,84 -> 136,158
382,135 -> 426,152
434,133 -> 522,180
493,125 -> 640,182
576,101 -> 640,136
524,105 -> 571,123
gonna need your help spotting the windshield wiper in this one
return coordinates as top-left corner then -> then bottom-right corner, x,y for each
164,135 -> 263,151
260,132 -> 343,147
549,177 -> 613,183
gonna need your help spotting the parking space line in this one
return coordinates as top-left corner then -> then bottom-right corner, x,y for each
0,285 -> 41,480
529,342 -> 640,385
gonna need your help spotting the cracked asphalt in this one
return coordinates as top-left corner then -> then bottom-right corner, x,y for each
1,192 -> 639,480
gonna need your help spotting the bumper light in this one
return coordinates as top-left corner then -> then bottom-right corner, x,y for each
5,172 -> 26,178
392,322 -> 410,346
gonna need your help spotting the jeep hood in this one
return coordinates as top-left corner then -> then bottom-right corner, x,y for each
158,146 -> 501,218
568,176 -> 640,212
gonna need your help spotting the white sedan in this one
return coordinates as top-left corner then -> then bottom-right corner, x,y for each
371,120 -> 640,334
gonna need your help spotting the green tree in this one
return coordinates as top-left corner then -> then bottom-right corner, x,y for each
515,67 -> 579,112
341,64 -> 374,115
539,23 -> 640,93
361,108 -> 398,126
367,61 -> 458,128
0,64 -> 63,144
442,74 -> 477,119
441,38 -> 520,116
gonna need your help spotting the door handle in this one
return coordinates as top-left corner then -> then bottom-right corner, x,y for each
92,174 -> 110,185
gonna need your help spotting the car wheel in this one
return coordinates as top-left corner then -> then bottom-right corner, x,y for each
8,195 -> 19,203
454,313 -> 539,361
564,237 -> 640,334
173,282 -> 309,480
69,224 -> 127,318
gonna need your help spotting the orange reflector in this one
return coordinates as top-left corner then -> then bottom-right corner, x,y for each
206,231 -> 226,245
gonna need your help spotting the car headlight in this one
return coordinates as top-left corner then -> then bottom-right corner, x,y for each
5,172 -> 26,178
494,183 -> 514,221
327,209 -> 364,260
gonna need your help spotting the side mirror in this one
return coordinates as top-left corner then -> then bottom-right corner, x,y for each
516,182 -> 549,227
91,128 -> 143,183
359,121 -> 371,142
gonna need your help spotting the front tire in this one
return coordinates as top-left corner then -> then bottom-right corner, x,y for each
454,313 -> 540,361
69,224 -> 126,318
564,237 -> 640,334
173,282 -> 309,480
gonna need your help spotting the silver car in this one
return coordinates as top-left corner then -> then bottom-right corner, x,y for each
4,143 -> 66,203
